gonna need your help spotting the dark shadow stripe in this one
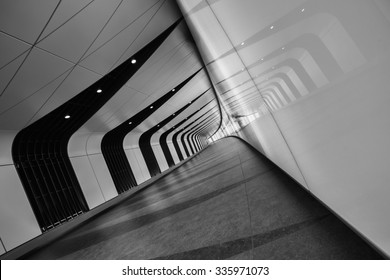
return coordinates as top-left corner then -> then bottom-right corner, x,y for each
154,215 -> 330,260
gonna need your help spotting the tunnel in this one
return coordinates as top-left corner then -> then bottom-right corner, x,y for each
0,0 -> 389,260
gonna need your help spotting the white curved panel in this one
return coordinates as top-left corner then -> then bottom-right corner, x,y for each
152,144 -> 169,172
125,148 -> 143,185
0,131 -> 16,165
167,141 -> 180,164
70,156 -> 105,209
132,147 -> 151,182
37,0 -> 123,63
68,133 -> 89,157
88,153 -> 118,201
177,139 -> 187,159
86,133 -> 104,155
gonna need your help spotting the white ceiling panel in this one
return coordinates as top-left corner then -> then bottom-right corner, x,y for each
37,0 -> 122,63
78,8 -> 156,75
109,0 -> 182,71
0,47 -> 73,112
0,0 -> 59,44
28,65 -> 102,124
0,32 -> 31,69
39,0 -> 97,40
113,0 -> 181,69
0,73 -> 66,130
83,0 -> 160,58
0,53 -> 28,97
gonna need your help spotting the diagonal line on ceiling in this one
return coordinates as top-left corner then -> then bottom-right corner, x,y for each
0,1 -> 62,98
24,0 -> 127,127
79,0 -> 163,64
108,0 -> 168,72
36,0 -> 96,44
0,1 -> 167,115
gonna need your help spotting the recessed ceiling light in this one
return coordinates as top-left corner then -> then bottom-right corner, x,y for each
241,42 -> 245,46
150,106 -> 153,109
97,89 -> 102,93
157,125 -> 160,127
173,113 -> 175,116
129,121 -> 132,124
301,8 -> 305,12
172,88 -> 175,92
270,25 -> 274,30
65,115 -> 70,119
131,59 -> 136,64
261,58 -> 264,61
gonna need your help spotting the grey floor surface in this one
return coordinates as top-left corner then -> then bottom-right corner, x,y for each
24,137 -> 383,259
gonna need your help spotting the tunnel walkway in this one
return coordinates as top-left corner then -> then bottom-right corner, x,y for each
24,137 -> 382,259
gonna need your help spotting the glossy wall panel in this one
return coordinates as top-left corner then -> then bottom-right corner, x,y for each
237,114 -> 307,188
179,0 -> 390,255
0,165 -> 41,251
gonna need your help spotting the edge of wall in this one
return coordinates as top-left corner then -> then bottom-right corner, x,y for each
0,146 -> 209,260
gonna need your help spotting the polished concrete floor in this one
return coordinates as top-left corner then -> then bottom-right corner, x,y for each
24,137 -> 382,259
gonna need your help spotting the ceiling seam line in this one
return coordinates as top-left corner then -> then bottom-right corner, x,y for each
0,0 -> 62,98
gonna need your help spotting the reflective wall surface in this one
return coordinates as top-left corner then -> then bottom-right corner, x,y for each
178,0 -> 390,256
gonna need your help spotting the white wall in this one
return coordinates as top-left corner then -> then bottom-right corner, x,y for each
0,165 -> 42,252
180,0 -> 390,256
0,131 -> 41,254
68,133 -> 118,209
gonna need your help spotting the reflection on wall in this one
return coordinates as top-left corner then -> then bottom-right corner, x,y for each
179,0 -> 390,256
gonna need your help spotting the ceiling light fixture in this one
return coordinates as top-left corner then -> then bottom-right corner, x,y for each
301,8 -> 305,12
241,42 -> 245,46
282,47 -> 285,50
65,115 -> 70,119
129,121 -> 132,125
172,88 -> 175,92
131,59 -> 136,64
150,106 -> 153,109
97,89 -> 102,93
270,25 -> 274,30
